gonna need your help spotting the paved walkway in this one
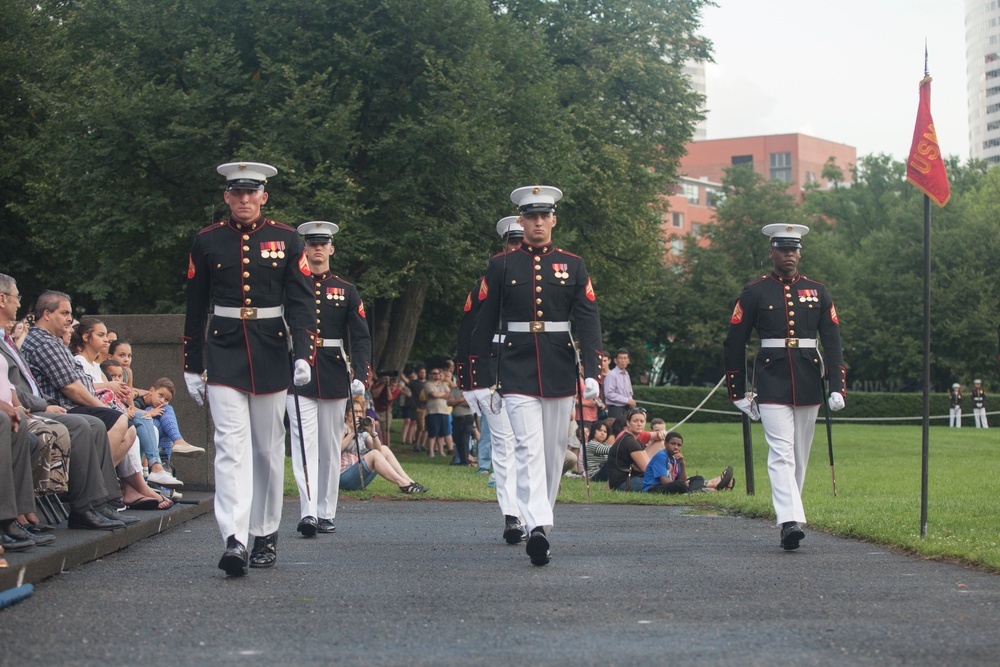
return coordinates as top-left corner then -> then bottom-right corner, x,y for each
1,498 -> 998,665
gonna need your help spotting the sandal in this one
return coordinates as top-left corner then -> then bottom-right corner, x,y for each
399,483 -> 420,494
126,497 -> 160,511
717,466 -> 734,491
155,494 -> 175,510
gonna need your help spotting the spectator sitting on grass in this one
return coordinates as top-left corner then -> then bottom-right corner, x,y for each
340,412 -> 428,495
642,431 -> 734,494
584,418 -> 614,481
607,409 -> 651,492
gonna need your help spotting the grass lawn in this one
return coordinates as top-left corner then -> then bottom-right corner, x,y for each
284,421 -> 1000,571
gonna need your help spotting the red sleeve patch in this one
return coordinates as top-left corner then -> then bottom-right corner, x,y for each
478,277 -> 488,301
187,254 -> 195,280
829,303 -> 839,325
730,301 -> 744,324
463,292 -> 472,312
298,251 -> 310,276
358,300 -> 366,319
585,278 -> 596,302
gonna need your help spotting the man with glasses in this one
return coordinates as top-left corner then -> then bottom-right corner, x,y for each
0,274 -> 125,532
470,185 -> 603,566
286,221 -> 371,539
184,162 -> 314,576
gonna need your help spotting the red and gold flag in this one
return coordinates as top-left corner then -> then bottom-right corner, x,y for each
906,76 -> 950,207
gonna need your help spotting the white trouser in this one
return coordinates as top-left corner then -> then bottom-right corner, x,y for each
465,388 -> 520,519
974,407 -> 988,428
115,431 -> 143,478
758,403 -> 819,526
287,395 -> 347,520
949,406 -> 962,428
504,394 -> 574,534
208,385 -> 287,547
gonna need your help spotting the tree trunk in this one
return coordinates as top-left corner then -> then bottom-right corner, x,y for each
371,278 -> 428,373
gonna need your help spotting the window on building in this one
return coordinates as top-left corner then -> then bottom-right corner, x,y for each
731,154 -> 753,166
706,187 -> 724,207
770,152 -> 792,182
671,212 -> 684,228
690,222 -> 703,238
670,238 -> 685,255
681,182 -> 700,204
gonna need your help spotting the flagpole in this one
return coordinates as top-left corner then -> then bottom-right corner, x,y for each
920,191 -> 930,539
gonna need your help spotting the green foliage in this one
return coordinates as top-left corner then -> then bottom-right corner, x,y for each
2,0 -> 712,377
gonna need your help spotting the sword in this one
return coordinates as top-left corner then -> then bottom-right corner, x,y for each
823,376 -> 837,497
289,360 -> 310,501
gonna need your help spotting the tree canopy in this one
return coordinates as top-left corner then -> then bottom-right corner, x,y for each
2,0 -> 712,370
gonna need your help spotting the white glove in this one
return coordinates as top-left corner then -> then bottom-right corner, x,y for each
293,359 -> 311,387
828,392 -> 846,412
463,390 -> 482,416
733,397 -> 760,422
351,379 -> 366,397
184,372 -> 206,407
583,378 -> 600,400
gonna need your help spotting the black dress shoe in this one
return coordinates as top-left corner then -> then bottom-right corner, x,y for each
1,532 -> 36,552
97,504 -> 140,525
503,515 -> 525,545
525,528 -> 550,566
780,522 -> 805,551
249,533 -> 277,568
218,535 -> 249,577
317,518 -> 336,534
297,516 -> 318,538
23,520 -> 55,534
16,522 -> 55,546
68,508 -> 125,531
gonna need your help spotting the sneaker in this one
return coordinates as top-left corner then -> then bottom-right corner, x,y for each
171,442 -> 206,458
563,471 -> 584,478
147,469 -> 184,488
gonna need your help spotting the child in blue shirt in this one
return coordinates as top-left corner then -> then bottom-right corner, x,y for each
642,431 -> 734,494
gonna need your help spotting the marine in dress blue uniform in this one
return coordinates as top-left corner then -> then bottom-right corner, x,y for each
971,379 -> 988,428
723,224 -> 845,551
456,216 -> 524,544
183,162 -> 314,575
288,221 -> 372,538
470,186 -> 603,565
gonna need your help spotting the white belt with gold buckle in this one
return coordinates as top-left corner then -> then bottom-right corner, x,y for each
315,338 -> 345,348
760,338 -> 816,349
214,305 -> 284,320
507,321 -> 571,333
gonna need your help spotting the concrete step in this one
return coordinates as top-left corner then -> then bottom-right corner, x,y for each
0,492 -> 213,593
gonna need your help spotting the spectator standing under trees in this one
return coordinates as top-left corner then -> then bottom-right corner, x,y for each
603,349 -> 635,422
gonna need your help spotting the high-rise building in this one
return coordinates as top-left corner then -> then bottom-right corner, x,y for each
966,0 -> 1000,165
684,60 -> 707,141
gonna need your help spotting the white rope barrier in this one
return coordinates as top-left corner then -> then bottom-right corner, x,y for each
637,397 -> 1000,423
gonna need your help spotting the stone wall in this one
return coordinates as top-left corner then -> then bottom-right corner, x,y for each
101,314 -> 215,491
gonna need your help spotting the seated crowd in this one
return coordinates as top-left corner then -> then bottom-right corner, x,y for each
0,276 -> 204,563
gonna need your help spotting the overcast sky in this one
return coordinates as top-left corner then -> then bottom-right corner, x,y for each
699,0 -> 968,162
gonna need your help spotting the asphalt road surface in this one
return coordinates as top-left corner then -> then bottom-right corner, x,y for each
1,499 -> 997,666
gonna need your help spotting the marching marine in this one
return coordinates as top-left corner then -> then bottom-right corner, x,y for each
723,223 -> 845,551
288,221 -> 372,537
470,186 -> 602,566
456,216 -> 525,545
184,162 -> 314,576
